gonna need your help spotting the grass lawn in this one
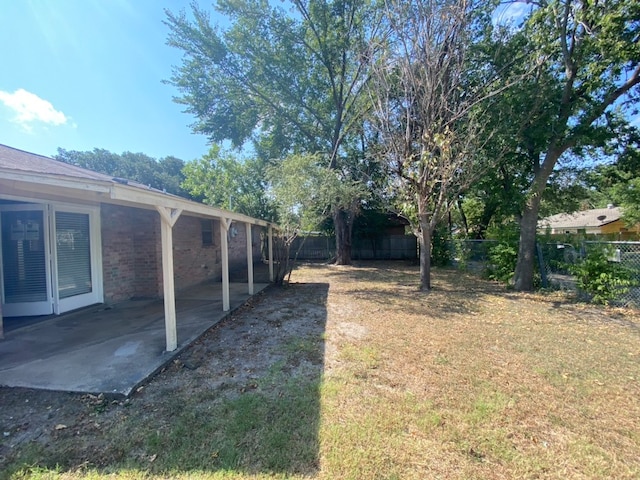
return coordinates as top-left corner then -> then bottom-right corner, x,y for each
2,261 -> 639,479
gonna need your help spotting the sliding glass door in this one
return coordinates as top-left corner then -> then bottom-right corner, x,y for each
0,202 -> 102,317
52,206 -> 102,313
0,205 -> 53,316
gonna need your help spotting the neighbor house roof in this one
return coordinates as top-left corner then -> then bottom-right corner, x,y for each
0,144 -> 271,227
538,206 -> 622,231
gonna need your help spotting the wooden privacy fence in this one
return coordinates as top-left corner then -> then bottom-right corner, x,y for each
291,235 -> 418,261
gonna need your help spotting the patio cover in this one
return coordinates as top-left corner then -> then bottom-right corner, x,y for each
0,144 -> 276,350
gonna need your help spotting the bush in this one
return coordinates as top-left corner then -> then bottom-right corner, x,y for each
431,227 -> 451,267
485,241 -> 518,284
570,248 -> 636,305
451,239 -> 472,270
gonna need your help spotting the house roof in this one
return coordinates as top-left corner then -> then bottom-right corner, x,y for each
1,144 -> 112,181
538,206 -> 622,230
0,144 -> 163,192
0,144 -> 271,227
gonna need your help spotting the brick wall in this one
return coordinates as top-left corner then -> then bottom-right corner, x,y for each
101,204 -> 264,303
172,218 -> 262,289
172,216 -> 221,290
101,204 -> 162,303
227,222 -> 263,269
132,209 -> 162,298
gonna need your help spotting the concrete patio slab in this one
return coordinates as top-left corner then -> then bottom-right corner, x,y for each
0,281 -> 269,396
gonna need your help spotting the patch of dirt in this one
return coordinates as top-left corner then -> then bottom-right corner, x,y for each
0,282 -> 328,470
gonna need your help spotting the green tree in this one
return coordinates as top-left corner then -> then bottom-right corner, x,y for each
165,0 -> 383,264
264,153 -> 367,282
618,177 -> 640,227
582,124 -> 640,225
455,16 -> 568,239
510,0 -> 640,291
368,0 -> 513,290
267,153 -> 368,232
54,148 -> 188,197
181,145 -> 275,220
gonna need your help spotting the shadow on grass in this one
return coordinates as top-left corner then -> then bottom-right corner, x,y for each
2,283 -> 329,479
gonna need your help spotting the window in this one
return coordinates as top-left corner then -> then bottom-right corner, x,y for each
201,219 -> 213,246
201,219 -> 220,247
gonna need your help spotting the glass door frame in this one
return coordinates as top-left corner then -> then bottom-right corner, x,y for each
0,203 -> 54,316
0,198 -> 104,317
51,204 -> 103,314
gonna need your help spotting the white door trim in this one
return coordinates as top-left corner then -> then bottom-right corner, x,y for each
0,204 -> 54,316
50,203 -> 103,314
0,199 -> 103,317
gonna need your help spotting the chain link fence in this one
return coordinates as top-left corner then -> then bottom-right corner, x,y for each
536,241 -> 640,307
453,239 -> 640,307
450,239 -> 497,273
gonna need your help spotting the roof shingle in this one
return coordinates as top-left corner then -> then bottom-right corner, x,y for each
539,207 -> 622,230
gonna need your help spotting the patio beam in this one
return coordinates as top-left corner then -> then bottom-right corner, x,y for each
157,206 -> 183,352
111,183 -> 270,227
246,223 -> 254,295
220,218 -> 233,311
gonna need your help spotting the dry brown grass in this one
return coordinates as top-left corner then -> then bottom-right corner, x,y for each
305,262 -> 640,480
2,261 -> 639,479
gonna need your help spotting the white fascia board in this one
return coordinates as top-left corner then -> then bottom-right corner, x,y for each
0,170 -> 111,193
109,184 -> 272,227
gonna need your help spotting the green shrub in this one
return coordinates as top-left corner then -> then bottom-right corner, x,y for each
485,241 -> 518,284
451,239 -> 472,270
431,227 -> 452,267
570,248 -> 636,305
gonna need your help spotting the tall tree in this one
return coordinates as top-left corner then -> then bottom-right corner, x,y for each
583,124 -> 640,224
165,0 -> 383,264
181,145 -> 276,220
263,153 -> 367,281
368,0 -> 511,290
511,0 -> 640,290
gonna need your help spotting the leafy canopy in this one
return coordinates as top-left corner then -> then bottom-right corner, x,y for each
181,145 -> 276,220
55,148 -> 187,197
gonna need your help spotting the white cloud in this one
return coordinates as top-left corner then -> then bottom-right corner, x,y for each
0,88 -> 69,130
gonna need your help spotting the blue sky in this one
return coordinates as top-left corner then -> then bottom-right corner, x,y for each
0,0 -> 211,161
0,1 -> 531,164
2,2 -> 635,164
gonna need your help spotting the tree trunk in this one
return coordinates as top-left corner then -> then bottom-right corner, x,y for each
334,208 -> 353,265
512,196 -> 541,291
475,201 -> 499,239
513,147 -> 562,290
457,199 -> 469,237
418,213 -> 432,290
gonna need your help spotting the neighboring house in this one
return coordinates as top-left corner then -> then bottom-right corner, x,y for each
538,205 -> 640,239
0,144 -> 275,349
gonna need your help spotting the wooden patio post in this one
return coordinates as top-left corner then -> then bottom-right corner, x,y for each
220,218 -> 232,311
246,223 -> 254,295
268,225 -> 274,282
156,206 -> 182,352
